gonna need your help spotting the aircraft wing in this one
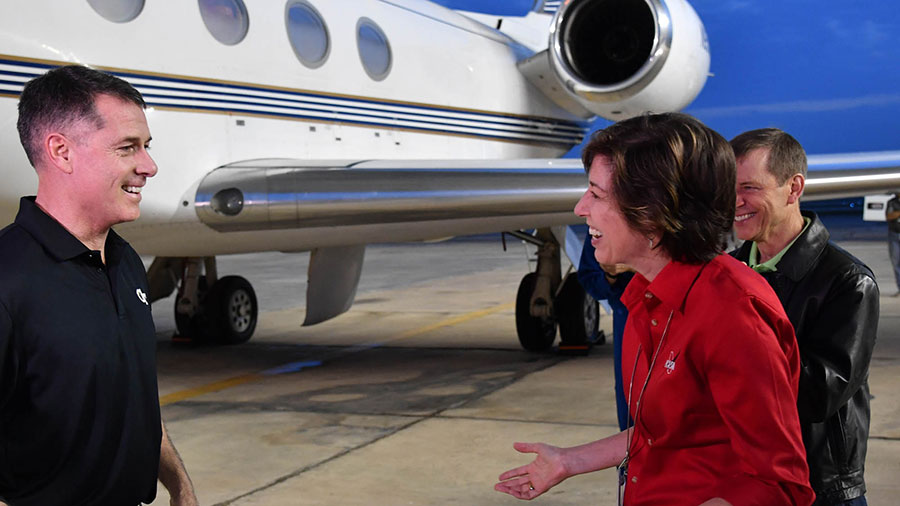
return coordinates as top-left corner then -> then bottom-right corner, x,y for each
192,152 -> 900,239
194,159 -> 588,236
804,152 -> 900,200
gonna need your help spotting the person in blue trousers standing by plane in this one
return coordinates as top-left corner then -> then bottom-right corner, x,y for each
576,233 -> 633,431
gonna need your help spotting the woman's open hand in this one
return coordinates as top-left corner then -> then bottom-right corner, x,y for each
494,442 -> 570,500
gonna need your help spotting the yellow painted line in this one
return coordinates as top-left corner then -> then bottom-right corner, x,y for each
159,373 -> 262,406
158,301 -> 515,406
390,302 -> 515,341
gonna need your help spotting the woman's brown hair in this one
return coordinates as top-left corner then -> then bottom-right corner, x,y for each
581,113 -> 736,264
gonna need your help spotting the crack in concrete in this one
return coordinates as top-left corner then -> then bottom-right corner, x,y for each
213,353 -> 566,505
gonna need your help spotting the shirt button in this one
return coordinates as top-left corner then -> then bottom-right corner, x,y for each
631,476 -> 638,483
647,438 -> 653,446
644,292 -> 653,299
650,319 -> 658,326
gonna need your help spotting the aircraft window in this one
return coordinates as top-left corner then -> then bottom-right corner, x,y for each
87,0 -> 144,23
285,1 -> 330,69
356,18 -> 392,81
198,0 -> 249,46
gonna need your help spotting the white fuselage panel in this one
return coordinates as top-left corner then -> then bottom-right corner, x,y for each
0,0 -> 587,254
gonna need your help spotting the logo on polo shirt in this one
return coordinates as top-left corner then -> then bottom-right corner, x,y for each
136,288 -> 149,306
665,350 -> 678,375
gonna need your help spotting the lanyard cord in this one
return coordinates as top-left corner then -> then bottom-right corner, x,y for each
623,309 -> 675,464
618,309 -> 674,505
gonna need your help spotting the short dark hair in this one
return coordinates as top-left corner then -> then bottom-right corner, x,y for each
17,65 -> 145,166
581,112 -> 736,264
730,128 -> 806,184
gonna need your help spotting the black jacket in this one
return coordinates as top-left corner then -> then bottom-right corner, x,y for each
732,212 -> 878,504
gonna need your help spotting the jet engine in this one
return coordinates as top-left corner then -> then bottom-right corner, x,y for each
520,0 -> 710,120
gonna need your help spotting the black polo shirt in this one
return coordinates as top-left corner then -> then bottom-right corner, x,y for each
0,197 -> 160,506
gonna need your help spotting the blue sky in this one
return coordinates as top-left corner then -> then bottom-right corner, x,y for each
433,0 -> 900,156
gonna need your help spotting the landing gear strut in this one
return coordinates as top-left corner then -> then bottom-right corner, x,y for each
512,229 -> 560,351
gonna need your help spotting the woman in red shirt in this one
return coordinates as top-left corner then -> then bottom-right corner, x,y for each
494,113 -> 815,506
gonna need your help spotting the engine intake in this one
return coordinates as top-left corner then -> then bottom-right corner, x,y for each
560,0 -> 657,87
536,0 -> 710,120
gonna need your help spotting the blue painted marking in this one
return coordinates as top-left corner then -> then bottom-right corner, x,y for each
145,101 -> 580,145
129,81 -> 587,132
106,67 -> 588,128
260,360 -> 323,375
0,57 -> 589,127
0,57 -> 589,146
140,92 -> 583,141
0,69 -> 42,79
0,78 -> 30,87
0,58 -> 51,70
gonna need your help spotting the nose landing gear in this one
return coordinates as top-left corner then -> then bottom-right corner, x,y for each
511,228 -> 602,353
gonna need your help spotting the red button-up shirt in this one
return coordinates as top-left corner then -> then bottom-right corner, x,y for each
620,255 -> 814,506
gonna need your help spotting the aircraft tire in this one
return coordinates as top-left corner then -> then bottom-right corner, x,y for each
556,273 -> 602,345
515,272 -> 557,352
205,275 -> 258,345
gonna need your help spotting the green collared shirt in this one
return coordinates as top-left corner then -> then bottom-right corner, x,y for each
748,217 -> 811,273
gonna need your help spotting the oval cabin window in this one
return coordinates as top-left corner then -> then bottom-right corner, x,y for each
87,0 -> 144,23
285,1 -> 330,69
198,0 -> 250,46
356,18 -> 392,81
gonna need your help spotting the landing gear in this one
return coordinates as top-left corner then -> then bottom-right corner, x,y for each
556,273 -> 602,346
148,256 -> 258,345
512,229 -> 561,351
510,228 -> 603,353
514,271 -> 602,352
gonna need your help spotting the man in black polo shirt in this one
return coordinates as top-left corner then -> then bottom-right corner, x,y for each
0,66 -> 197,505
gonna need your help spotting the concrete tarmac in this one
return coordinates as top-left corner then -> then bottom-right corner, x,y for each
148,238 -> 900,505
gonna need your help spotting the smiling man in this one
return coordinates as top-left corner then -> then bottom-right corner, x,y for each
730,128 -> 878,506
0,66 -> 197,505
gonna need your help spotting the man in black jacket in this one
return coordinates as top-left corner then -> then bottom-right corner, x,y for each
731,128 -> 878,505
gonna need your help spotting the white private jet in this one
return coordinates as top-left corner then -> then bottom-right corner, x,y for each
2,0 -> 899,350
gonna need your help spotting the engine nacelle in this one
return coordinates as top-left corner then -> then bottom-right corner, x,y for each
547,0 -> 710,120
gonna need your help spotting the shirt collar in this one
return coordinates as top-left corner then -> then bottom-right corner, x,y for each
748,216 -> 811,273
621,260 -> 707,315
14,196 -> 125,263
773,211 -> 830,281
